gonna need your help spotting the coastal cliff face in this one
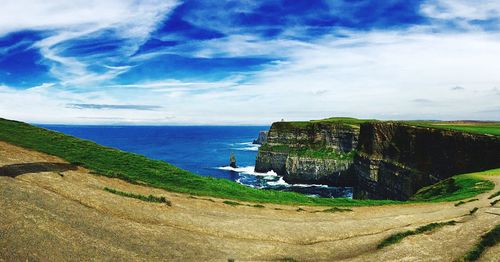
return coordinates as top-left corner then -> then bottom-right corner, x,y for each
255,120 -> 500,200
253,131 -> 268,145
264,122 -> 358,151
255,121 -> 359,186
285,156 -> 354,185
355,123 -> 500,200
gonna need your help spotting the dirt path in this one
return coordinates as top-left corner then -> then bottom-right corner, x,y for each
0,141 -> 498,261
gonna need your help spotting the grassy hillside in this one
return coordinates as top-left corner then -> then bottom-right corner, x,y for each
410,169 -> 498,202
0,118 -> 497,206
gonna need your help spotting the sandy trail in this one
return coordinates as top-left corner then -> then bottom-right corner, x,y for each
0,141 -> 498,261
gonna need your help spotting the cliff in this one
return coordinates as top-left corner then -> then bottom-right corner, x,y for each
255,119 -> 500,200
255,121 -> 359,186
355,122 -> 500,200
253,131 -> 268,145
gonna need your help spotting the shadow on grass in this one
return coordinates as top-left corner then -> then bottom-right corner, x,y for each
0,162 -> 77,178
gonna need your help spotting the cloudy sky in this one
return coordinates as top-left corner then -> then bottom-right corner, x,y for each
1,0 -> 499,124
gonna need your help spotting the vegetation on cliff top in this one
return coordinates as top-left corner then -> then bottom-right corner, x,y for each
402,121 -> 500,136
276,117 -> 375,129
275,117 -> 500,136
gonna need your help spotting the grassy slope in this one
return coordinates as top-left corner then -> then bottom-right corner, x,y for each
0,118 -> 497,206
410,169 -> 498,202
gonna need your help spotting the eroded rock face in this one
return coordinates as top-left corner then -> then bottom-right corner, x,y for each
255,150 -> 288,175
285,156 -> 354,186
255,120 -> 500,200
265,122 -> 358,152
253,131 -> 268,145
255,122 -> 359,185
355,123 -> 500,200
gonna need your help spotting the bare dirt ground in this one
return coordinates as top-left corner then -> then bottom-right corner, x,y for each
0,141 -> 498,261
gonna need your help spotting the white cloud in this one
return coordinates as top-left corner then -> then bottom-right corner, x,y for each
3,29 -> 500,124
0,0 -> 177,37
421,0 -> 500,21
0,0 -> 179,86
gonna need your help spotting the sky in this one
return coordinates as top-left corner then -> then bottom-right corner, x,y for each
0,0 -> 500,125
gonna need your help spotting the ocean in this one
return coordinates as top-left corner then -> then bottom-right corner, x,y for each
39,125 -> 352,198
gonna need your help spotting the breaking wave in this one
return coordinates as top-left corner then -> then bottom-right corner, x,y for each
230,142 -> 260,151
217,165 -> 277,177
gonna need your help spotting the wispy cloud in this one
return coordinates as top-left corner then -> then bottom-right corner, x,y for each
67,103 -> 162,110
1,0 -> 179,87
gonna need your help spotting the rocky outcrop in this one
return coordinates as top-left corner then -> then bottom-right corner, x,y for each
255,150 -> 288,175
354,123 -> 500,200
253,131 -> 268,145
255,120 -> 500,200
285,156 -> 354,186
255,122 -> 359,185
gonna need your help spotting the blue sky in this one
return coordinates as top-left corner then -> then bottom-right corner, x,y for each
0,0 -> 499,124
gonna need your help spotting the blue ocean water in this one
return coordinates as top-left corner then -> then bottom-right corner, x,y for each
39,125 -> 351,198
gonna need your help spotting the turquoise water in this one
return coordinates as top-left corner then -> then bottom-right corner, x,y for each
40,125 -> 351,198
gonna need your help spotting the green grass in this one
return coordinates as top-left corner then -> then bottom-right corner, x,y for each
404,121 -> 500,136
488,191 -> 500,199
454,199 -> 479,207
410,170 -> 497,202
311,117 -> 376,129
459,224 -> 500,261
259,144 -> 291,152
260,143 -> 356,160
271,117 -> 373,130
378,221 -> 456,249
104,187 -> 171,205
289,148 -> 356,160
282,117 -> 499,136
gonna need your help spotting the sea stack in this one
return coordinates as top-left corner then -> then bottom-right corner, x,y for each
229,152 -> 237,168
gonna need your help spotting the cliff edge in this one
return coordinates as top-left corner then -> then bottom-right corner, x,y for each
355,122 -> 500,200
255,119 -> 360,186
255,119 -> 500,200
